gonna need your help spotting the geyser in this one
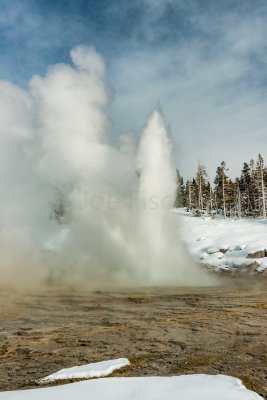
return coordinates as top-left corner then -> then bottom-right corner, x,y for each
0,46 -> 213,289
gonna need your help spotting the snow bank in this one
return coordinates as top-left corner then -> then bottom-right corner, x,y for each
39,358 -> 130,383
0,375 -> 263,400
174,209 -> 267,273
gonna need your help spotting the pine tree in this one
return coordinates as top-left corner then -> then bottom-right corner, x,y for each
214,161 -> 228,218
188,178 -> 199,210
239,162 -> 252,215
174,169 -> 186,208
196,164 -> 209,211
185,180 -> 192,209
178,154 -> 267,219
236,180 -> 242,219
50,188 -> 66,224
206,182 -> 214,216
256,154 -> 267,219
249,159 -> 258,215
225,179 -> 239,217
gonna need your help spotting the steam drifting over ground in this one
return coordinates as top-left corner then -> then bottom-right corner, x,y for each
0,46 -> 213,289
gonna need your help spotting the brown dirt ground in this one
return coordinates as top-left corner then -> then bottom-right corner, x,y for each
0,280 -> 266,398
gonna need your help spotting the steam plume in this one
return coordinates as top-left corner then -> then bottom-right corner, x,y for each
0,46 -> 213,289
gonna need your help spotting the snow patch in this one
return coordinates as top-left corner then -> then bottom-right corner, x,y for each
177,208 -> 267,273
39,358 -> 130,383
0,374 -> 263,400
257,259 -> 267,272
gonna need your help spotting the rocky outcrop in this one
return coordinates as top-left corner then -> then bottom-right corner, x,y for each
246,249 -> 267,258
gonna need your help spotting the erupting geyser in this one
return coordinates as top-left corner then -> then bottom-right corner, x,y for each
0,46 -> 213,289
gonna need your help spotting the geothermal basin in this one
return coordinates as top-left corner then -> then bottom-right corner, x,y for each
0,281 -> 266,398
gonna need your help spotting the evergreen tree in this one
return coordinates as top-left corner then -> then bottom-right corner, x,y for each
179,154 -> 267,219
239,162 -> 252,215
249,159 -> 258,215
191,178 -> 199,210
225,179 -> 239,217
174,169 -> 186,207
185,180 -> 192,209
214,161 -> 228,218
205,181 -> 214,216
196,164 -> 209,211
255,154 -> 267,219
50,188 -> 67,224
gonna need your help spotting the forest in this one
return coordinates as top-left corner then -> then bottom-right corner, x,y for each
175,154 -> 267,219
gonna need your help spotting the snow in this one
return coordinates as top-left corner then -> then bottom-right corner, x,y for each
0,375 -> 263,400
39,358 -> 130,383
257,258 -> 267,272
174,208 -> 267,273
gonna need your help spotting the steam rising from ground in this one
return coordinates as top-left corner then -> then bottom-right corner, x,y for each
0,46 -> 213,289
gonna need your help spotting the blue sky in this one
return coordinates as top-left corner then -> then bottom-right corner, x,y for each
0,0 -> 267,178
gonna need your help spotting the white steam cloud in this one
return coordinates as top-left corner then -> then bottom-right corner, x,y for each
0,46 -> 213,289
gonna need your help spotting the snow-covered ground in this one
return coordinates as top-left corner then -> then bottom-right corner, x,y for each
39,358 -> 130,383
0,374 -> 263,400
175,208 -> 267,274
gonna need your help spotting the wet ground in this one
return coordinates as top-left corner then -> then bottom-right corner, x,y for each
0,281 -> 266,398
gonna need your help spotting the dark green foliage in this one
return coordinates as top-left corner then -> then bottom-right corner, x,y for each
177,154 -> 267,218
174,169 -> 186,207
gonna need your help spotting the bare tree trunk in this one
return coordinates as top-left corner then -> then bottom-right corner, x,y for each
209,185 -> 213,216
260,159 -> 266,219
189,181 -> 192,209
222,169 -> 226,219
198,176 -> 203,210
237,185 -> 241,219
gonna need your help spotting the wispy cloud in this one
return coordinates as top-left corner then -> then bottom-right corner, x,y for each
108,0 -> 267,178
0,0 -> 266,178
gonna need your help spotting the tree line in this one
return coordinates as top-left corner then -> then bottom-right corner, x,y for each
174,154 -> 267,219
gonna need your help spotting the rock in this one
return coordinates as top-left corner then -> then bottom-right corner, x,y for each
246,261 -> 260,273
237,261 -> 259,274
207,247 -> 218,254
246,249 -> 267,258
